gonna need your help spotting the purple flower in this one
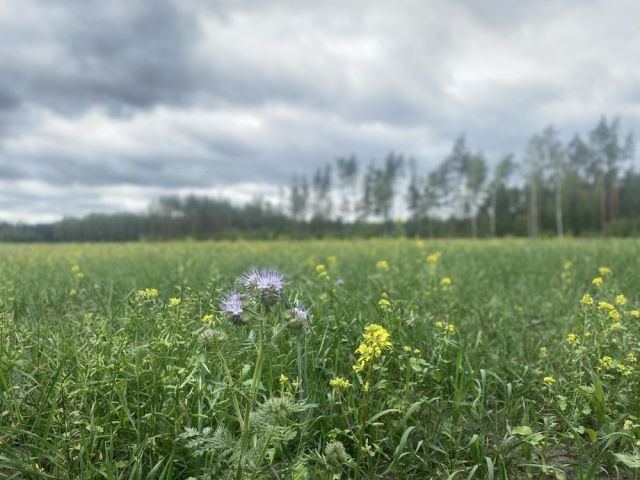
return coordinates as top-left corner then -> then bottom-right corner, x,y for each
220,290 -> 244,324
291,304 -> 309,322
240,268 -> 284,305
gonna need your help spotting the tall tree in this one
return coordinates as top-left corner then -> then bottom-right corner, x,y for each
488,154 -> 514,237
524,135 -> 545,237
542,126 -> 568,238
465,152 -> 487,238
336,155 -> 359,222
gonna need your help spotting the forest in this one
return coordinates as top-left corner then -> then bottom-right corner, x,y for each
2,116 -> 639,242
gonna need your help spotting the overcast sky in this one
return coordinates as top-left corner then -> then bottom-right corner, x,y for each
1,0 -> 639,223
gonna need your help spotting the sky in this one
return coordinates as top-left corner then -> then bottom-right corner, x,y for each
1,0 -> 639,223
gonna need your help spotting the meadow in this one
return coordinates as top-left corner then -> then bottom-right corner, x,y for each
1,239 -> 640,479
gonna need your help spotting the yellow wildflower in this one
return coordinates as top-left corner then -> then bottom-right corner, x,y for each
627,352 -> 637,363
136,288 -> 159,299
563,261 -> 573,270
624,419 -> 634,430
598,266 -> 612,276
426,252 -> 442,264
598,301 -> 614,311
566,333 -> 579,345
616,294 -> 627,306
580,294 -> 594,305
326,255 -> 337,265
617,363 -> 632,376
376,260 -> 389,271
402,345 -> 412,353
543,376 -> 555,385
279,373 -> 289,385
592,277 -> 603,286
598,355 -> 613,370
315,264 -> 326,273
539,346 -> 548,358
363,381 -> 370,392
353,323 -> 392,373
608,309 -> 621,321
329,376 -> 352,389
201,314 -> 215,324
169,297 -> 181,307
69,288 -> 77,296
440,276 -> 452,286
378,297 -> 391,309
630,310 -> 640,318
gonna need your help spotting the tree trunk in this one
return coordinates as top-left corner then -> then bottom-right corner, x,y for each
529,181 -> 538,237
471,213 -> 478,239
490,187 -> 497,237
555,181 -> 563,239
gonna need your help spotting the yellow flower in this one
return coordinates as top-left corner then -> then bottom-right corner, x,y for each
624,419 -> 634,430
609,321 -> 622,331
363,381 -> 370,392
626,352 -> 637,363
315,264 -> 326,273
75,272 -> 85,279
169,297 -> 181,307
543,376 -> 555,385
426,252 -> 442,264
435,321 -> 455,333
201,314 -> 215,324
402,345 -> 412,353
69,288 -> 77,296
440,276 -> 452,287
378,297 -> 391,309
71,264 -> 81,273
598,266 -> 612,276
329,376 -> 352,389
539,346 -> 548,358
608,309 -> 621,321
617,363 -> 632,376
376,260 -> 389,271
413,348 -> 421,355
592,277 -> 603,286
566,333 -> 579,345
563,261 -> 573,270
353,323 -> 392,373
580,294 -> 594,305
598,301 -> 614,311
598,355 -> 613,370
616,294 -> 627,306
136,288 -> 159,299
279,373 -> 289,385
326,255 -> 337,265
630,310 -> 640,318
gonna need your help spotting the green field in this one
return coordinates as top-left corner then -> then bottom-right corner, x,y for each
2,239 -> 640,479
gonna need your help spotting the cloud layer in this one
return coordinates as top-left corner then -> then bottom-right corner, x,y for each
1,0 -> 639,222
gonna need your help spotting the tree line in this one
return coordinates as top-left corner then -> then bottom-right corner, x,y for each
1,115 -> 639,242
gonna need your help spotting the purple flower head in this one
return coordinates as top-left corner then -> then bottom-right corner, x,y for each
240,268 -> 284,306
291,304 -> 309,322
220,290 -> 245,325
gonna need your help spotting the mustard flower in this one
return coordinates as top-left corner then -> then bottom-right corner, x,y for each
440,276 -> 452,286
616,294 -> 627,306
329,376 -> 352,389
592,277 -> 603,286
543,376 -> 555,385
376,260 -> 389,271
580,294 -> 594,305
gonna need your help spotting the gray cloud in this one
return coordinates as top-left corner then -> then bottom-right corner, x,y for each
0,0 -> 639,222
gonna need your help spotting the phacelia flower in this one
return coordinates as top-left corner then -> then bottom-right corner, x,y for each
287,303 -> 310,330
242,268 -> 285,305
220,290 -> 244,325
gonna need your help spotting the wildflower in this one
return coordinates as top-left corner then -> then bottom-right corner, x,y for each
413,348 -> 421,355
580,294 -> 594,305
598,266 -> 612,276
287,303 -> 310,330
440,276 -> 452,287
624,419 -> 634,431
378,297 -> 391,309
363,381 -> 370,392
630,310 -> 640,318
168,297 -> 181,307
617,363 -> 632,376
539,346 -> 548,358
76,272 -> 85,279
353,323 -> 392,373
627,352 -> 637,363
608,309 -> 621,321
198,328 -> 228,343
592,277 -> 603,286
136,288 -> 159,300
201,314 -> 215,324
329,376 -> 352,389
598,301 -> 614,311
402,345 -> 412,353
279,373 -> 289,385
220,290 -> 244,325
71,264 -> 80,273
326,255 -> 337,265
315,264 -> 326,274
566,333 -> 579,345
616,294 -> 627,306
543,376 -> 555,385
435,321 -> 455,333
609,321 -> 622,331
69,288 -> 77,296
242,269 -> 284,304
376,260 -> 389,271
563,261 -> 573,270
598,355 -> 613,371
324,440 -> 352,468
426,252 -> 442,264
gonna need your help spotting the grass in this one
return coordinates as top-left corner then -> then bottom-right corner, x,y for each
1,238 -> 640,479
